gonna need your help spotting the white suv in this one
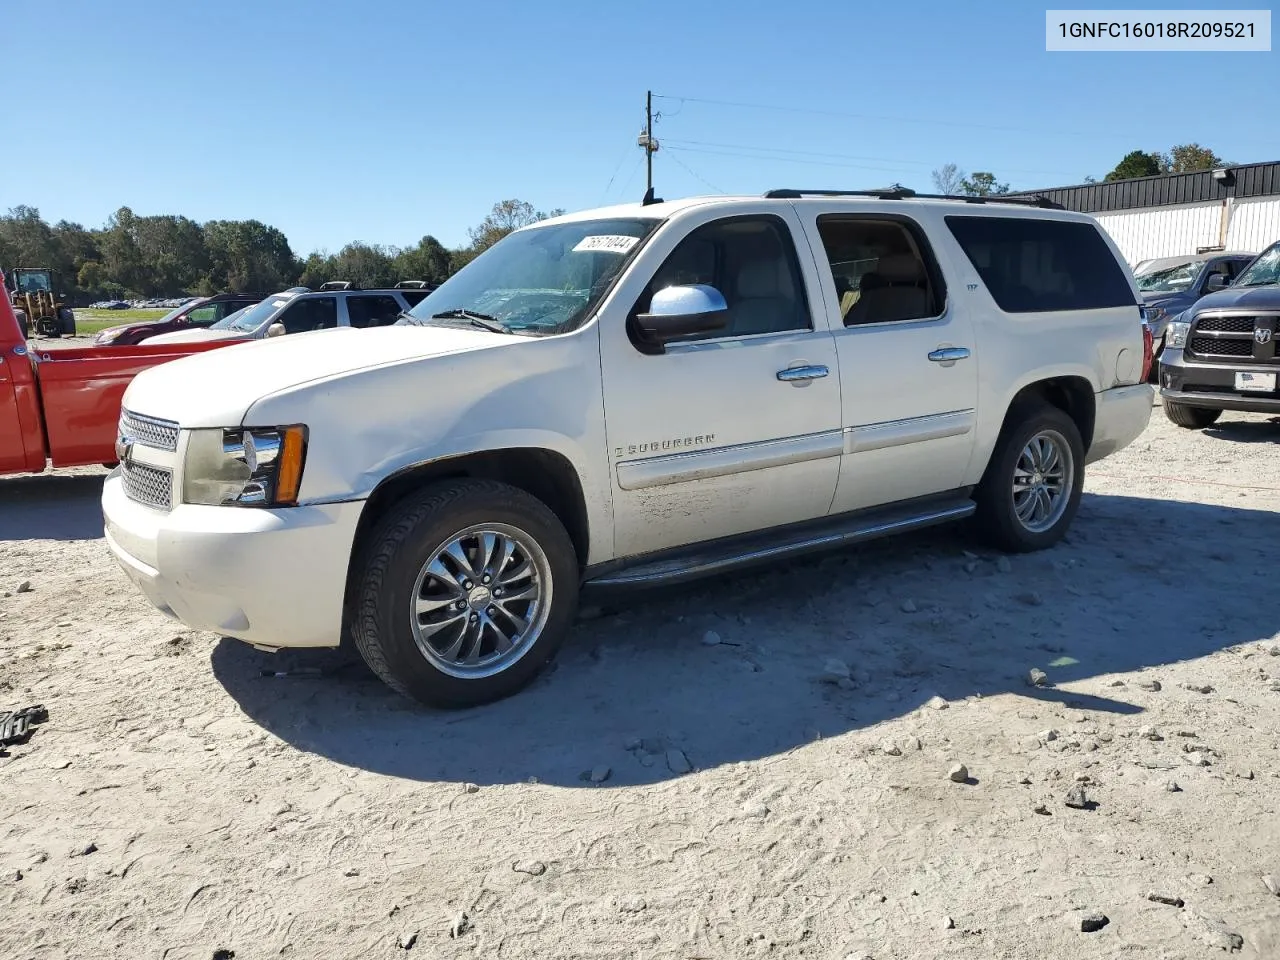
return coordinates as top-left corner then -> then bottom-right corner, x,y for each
103,189 -> 1153,707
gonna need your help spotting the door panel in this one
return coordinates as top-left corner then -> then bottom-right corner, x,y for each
598,207 -> 843,559
0,351 -> 26,473
796,207 -> 979,514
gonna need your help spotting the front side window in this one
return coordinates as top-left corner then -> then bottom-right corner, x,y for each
279,296 -> 338,334
946,216 -> 1136,313
400,217 -> 660,336
1134,259 -> 1202,293
633,215 -> 810,342
1233,243 -> 1280,288
346,294 -> 402,328
816,216 -> 943,326
186,305 -> 218,325
220,296 -> 293,331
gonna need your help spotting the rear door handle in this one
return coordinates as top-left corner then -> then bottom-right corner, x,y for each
928,347 -> 970,363
777,364 -> 829,383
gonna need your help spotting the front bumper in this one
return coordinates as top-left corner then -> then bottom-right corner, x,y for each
1158,349 -> 1280,413
1086,383 -> 1154,464
103,473 -> 365,649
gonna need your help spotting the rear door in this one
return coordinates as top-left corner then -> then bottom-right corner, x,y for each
345,294 -> 405,328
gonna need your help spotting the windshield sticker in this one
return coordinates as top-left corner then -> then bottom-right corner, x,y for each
572,234 -> 640,254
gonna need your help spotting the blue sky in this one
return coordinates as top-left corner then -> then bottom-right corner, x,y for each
8,1 -> 1276,256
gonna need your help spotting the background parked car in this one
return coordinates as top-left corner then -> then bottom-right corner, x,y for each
94,292 -> 266,345
1135,251 -> 1256,375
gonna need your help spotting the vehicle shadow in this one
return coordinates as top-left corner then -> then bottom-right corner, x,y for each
0,472 -> 107,541
1203,418 -> 1280,443
212,493 -> 1279,788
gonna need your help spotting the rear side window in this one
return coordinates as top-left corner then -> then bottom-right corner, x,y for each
945,216 -> 1136,313
346,294 -> 402,328
279,296 -> 338,334
400,290 -> 429,307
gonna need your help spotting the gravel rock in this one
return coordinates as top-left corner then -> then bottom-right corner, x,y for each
1016,591 -> 1044,607
72,842 -> 98,858
448,911 -> 470,939
1064,784 -> 1091,809
1262,874 -> 1279,897
1137,679 -> 1162,692
741,801 -> 769,820
1039,729 -> 1059,743
948,764 -> 969,783
1181,682 -> 1214,695
701,630 -> 722,647
1034,803 -> 1051,816
1147,891 -> 1185,907
821,658 -> 851,683
1080,912 -> 1109,933
618,895 -> 647,913
880,741 -> 902,757
925,695 -> 949,711
836,677 -> 858,691
624,737 -> 643,751
343,867 -> 360,877
963,560 -> 979,574
666,749 -> 692,775
589,766 -> 611,784
513,859 -> 546,876
1138,725 -> 1164,741
942,915 -> 955,930
1178,910 -> 1243,951
1165,780 -> 1182,792
463,782 -> 480,794
398,929 -> 419,949
900,599 -> 918,613
1108,679 -> 1126,687
7,869 -> 21,882
996,557 -> 1012,574
905,736 -> 922,752
1028,668 -> 1049,687
15,581 -> 32,594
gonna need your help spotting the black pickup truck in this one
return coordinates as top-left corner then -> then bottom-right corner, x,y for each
1157,239 -> 1280,428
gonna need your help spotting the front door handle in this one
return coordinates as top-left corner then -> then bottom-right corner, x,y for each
777,364 -> 829,383
928,347 -> 971,363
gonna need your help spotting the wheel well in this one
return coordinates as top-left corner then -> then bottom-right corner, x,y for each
1007,376 -> 1096,450
348,448 -> 591,573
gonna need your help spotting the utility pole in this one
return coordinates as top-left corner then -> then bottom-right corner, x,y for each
638,90 -> 659,203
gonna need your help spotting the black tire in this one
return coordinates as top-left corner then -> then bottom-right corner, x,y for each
36,316 -> 61,338
350,479 -> 579,708
1163,401 -> 1221,429
57,307 -> 76,336
14,310 -> 28,339
973,403 -> 1085,553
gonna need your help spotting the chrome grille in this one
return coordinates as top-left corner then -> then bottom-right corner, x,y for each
1193,316 -> 1255,333
1189,337 -> 1253,357
119,409 -> 179,452
121,461 -> 173,510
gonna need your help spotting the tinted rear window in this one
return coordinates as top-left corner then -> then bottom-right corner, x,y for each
945,216 -> 1135,313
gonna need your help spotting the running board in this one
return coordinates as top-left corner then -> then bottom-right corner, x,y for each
583,495 -> 975,593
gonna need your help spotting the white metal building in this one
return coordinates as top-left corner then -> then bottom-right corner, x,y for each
1008,162 -> 1280,266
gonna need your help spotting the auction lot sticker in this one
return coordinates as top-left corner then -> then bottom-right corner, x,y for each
1046,10 -> 1271,50
573,235 -> 641,254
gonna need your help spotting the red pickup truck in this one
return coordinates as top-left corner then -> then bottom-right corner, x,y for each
1,272 -> 244,476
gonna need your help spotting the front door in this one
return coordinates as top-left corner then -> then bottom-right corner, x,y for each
799,209 -> 978,513
599,208 -> 843,559
0,346 -> 30,474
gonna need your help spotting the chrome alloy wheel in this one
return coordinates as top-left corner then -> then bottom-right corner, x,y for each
1011,429 -> 1073,534
409,523 -> 553,679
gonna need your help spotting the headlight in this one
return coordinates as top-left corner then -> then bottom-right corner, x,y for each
183,425 -> 308,506
1167,319 -> 1191,348
1144,305 -> 1169,324
96,329 -> 121,343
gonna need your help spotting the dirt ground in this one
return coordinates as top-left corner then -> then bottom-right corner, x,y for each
2,401 -> 1279,960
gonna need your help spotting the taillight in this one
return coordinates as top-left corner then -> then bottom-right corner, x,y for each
1141,321 -> 1153,381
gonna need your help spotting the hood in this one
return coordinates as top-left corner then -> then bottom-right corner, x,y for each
1141,291 -> 1191,308
144,327 -> 245,345
122,324 -> 510,427
95,323 -> 138,340
1189,283 -> 1280,313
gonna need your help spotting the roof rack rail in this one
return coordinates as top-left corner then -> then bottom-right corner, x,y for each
319,280 -> 354,291
395,280 -> 431,289
764,188 -> 1063,210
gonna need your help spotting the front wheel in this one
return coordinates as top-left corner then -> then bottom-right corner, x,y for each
350,479 -> 580,708
1163,401 -> 1221,429
973,404 -> 1085,553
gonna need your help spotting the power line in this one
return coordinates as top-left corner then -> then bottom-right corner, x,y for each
665,144 -> 914,176
652,92 -> 1280,148
664,150 -> 726,194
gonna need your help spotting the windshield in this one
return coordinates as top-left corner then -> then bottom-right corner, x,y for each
1134,260 -> 1202,293
399,217 -> 661,335
215,296 -> 292,331
1233,244 -> 1280,287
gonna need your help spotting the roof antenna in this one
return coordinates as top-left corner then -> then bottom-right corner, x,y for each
639,90 -> 662,204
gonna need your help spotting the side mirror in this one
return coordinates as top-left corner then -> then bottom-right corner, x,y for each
1205,273 -> 1229,292
634,284 -> 728,346
266,322 -> 286,338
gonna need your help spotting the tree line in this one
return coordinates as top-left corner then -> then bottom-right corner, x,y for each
0,199 -> 562,302
931,142 -> 1228,196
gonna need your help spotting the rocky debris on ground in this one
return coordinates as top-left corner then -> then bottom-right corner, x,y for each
925,696 -> 949,711
1080,912 -> 1109,933
1028,668 -> 1049,687
1178,910 -> 1243,952
71,842 -> 97,858
701,630 -> 721,647
618,895 -> 647,914
1034,803 -> 1051,816
900,599 -> 918,613
397,929 -> 419,950
942,915 -> 955,930
741,801 -> 769,820
905,736 -> 922,752
880,741 -> 902,757
1015,591 -> 1043,606
996,557 -> 1012,573
587,766 -> 611,783
449,910 -> 470,939
1064,785 -> 1091,809
15,581 -> 32,594
1165,781 -> 1182,792
463,783 -> 479,794
948,764 -> 969,783
821,658 -> 851,683
1262,874 -> 1280,897
1137,679 -> 1162,691
1146,892 -> 1185,907
1138,725 -> 1164,741
513,859 -> 546,877
1181,682 -> 1214,695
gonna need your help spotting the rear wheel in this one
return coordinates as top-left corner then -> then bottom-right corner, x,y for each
974,404 -> 1085,553
1163,401 -> 1221,429
350,479 -> 579,708
35,316 -> 61,338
